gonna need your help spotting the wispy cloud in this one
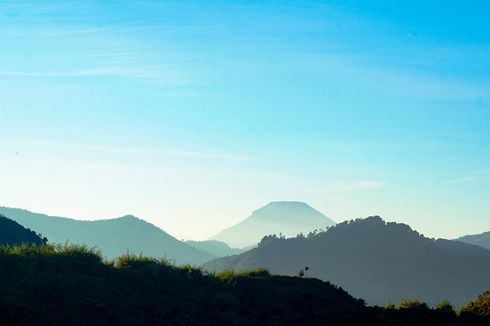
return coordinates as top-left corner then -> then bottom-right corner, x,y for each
443,167 -> 490,184
0,68 -> 128,78
444,176 -> 476,184
0,65 -> 197,86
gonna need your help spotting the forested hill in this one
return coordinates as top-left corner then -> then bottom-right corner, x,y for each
0,215 -> 47,246
205,216 -> 490,306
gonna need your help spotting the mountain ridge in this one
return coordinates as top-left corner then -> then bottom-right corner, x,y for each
0,214 -> 47,246
185,240 -> 246,257
210,201 -> 335,248
457,231 -> 490,251
205,216 -> 490,306
0,206 -> 213,265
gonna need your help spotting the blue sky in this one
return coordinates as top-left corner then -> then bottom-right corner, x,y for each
1,0 -> 489,240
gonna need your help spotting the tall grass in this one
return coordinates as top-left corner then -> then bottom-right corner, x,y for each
216,267 -> 271,281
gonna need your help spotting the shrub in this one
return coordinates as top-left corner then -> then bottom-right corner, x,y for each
385,303 -> 396,310
460,291 -> 490,319
436,300 -> 455,315
399,299 -> 429,310
114,253 -> 170,269
216,268 -> 270,281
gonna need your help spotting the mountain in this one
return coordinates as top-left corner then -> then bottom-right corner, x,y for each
1,243 -> 487,325
0,215 -> 47,246
205,216 -> 490,307
185,240 -> 246,257
457,231 -> 490,251
209,201 -> 335,248
0,207 -> 213,265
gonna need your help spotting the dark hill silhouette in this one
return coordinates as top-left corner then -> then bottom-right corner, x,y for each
205,216 -> 490,307
457,231 -> 490,251
0,244 -> 487,325
210,201 -> 335,248
185,240 -> 246,257
0,215 -> 47,246
0,207 -> 212,265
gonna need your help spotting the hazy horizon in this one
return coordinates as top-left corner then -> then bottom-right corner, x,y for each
1,1 -> 489,241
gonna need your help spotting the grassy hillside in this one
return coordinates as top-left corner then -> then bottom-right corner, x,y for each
205,216 -> 490,306
0,207 -> 213,265
0,214 -> 47,246
0,244 -> 488,325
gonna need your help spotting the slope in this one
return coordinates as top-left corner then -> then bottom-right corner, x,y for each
457,231 -> 490,251
1,244 -> 485,325
205,216 -> 490,306
185,240 -> 246,257
0,207 -> 213,265
210,201 -> 335,248
0,215 -> 47,246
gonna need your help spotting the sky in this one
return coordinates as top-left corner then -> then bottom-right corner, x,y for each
1,0 -> 489,240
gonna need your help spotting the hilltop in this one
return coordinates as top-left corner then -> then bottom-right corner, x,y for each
0,207 -> 212,265
0,215 -> 47,246
0,244 -> 371,325
457,231 -> 490,251
0,244 -> 488,325
206,216 -> 490,306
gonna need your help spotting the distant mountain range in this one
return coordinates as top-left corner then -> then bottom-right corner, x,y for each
0,207 -> 213,265
209,201 -> 335,248
457,231 -> 490,251
205,216 -> 490,306
185,240 -> 246,257
4,203 -> 489,308
0,214 -> 47,246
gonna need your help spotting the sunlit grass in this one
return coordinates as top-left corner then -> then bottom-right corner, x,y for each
215,267 -> 270,281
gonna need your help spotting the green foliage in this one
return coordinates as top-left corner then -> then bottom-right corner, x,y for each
114,253 -> 170,269
242,267 -> 270,277
215,269 -> 238,281
436,300 -> 455,315
461,291 -> 490,320
385,303 -> 396,310
216,267 -> 270,281
399,299 -> 429,310
0,242 -> 102,261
